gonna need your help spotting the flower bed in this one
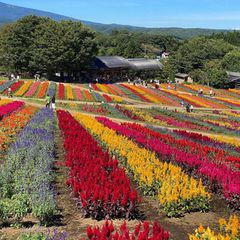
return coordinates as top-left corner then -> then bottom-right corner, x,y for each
58,83 -> 65,100
0,101 -> 24,120
189,215 -> 239,240
81,220 -> 170,240
47,82 -> 57,97
0,81 -> 14,94
0,106 -> 38,154
66,85 -> 74,100
75,113 -> 210,217
0,108 -> 56,224
99,119 -> 239,208
115,104 -> 144,121
36,82 -> 49,98
25,82 -> 40,97
14,81 -> 33,97
75,88 -> 83,101
57,110 -> 139,219
3,81 -> 24,95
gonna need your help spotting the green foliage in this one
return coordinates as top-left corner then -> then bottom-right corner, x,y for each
0,16 -> 98,75
212,30 -> 240,47
170,37 -> 234,73
97,30 -> 181,58
221,49 -> 240,72
204,60 -> 229,88
18,232 -> 46,240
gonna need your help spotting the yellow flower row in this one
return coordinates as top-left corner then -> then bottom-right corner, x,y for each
189,215 -> 239,240
74,113 -> 210,215
229,89 -> 240,95
223,110 -> 240,118
162,89 -> 211,108
209,135 -> 240,148
96,84 -> 111,94
66,85 -> 74,100
125,106 -> 164,125
216,97 -> 240,105
14,81 -> 33,97
112,95 -> 123,103
205,119 -> 238,130
126,85 -> 160,103
0,99 -> 12,106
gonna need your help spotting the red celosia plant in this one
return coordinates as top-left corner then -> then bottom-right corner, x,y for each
80,220 -> 170,240
57,110 -> 139,220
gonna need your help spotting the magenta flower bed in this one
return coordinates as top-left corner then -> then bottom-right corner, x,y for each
0,101 -> 24,120
25,82 -> 40,97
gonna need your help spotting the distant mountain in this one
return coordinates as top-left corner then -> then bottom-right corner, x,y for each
0,1 -> 229,39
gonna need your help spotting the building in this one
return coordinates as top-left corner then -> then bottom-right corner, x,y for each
227,71 -> 240,89
175,73 -> 193,84
88,56 -> 163,83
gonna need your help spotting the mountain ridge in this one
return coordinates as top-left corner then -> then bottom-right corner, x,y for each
0,1 -> 230,39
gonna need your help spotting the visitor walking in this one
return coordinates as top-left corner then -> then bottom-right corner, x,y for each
209,90 -> 213,97
89,82 -> 92,92
51,95 -> 56,111
8,87 -> 12,98
45,94 -> 51,108
190,105 -> 194,112
181,100 -> 185,108
186,103 -> 191,113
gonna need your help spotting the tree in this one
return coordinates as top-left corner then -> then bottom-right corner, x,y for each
0,16 -> 98,76
31,20 -> 98,75
0,15 -> 47,72
221,50 -> 240,72
169,37 -> 234,73
204,60 -> 229,88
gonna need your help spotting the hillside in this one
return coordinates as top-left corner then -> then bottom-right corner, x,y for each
0,1 -> 229,39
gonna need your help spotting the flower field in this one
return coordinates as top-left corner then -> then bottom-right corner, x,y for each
0,81 -> 239,240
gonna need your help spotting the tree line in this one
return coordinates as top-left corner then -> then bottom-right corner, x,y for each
0,15 -> 239,88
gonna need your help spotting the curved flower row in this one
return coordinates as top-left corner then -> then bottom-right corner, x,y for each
75,113 -> 210,217
3,81 -> 24,95
75,88 -> 83,101
47,82 -> 56,97
66,85 -> 74,100
108,121 -> 240,203
0,108 -> 57,224
25,82 -> 40,97
57,110 -> 139,220
14,81 -> 33,97
0,101 -> 24,120
0,105 -> 38,153
58,83 -> 65,100
0,81 -> 13,94
36,82 -> 49,98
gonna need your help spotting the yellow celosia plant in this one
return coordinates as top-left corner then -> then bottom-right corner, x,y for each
189,215 -> 239,240
74,113 -> 211,217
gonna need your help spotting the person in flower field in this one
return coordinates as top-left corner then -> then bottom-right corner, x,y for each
51,94 -> 56,111
45,94 -> 51,108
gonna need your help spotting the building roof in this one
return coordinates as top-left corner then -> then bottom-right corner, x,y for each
128,58 -> 163,71
175,73 -> 189,78
226,71 -> 240,77
91,56 -> 131,70
226,71 -> 240,83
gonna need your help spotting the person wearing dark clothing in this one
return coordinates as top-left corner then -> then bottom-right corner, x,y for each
51,95 -> 56,110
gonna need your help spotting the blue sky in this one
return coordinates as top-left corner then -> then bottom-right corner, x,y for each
2,0 -> 240,29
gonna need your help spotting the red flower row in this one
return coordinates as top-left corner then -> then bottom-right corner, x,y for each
115,105 -> 144,121
57,110 -> 139,219
0,101 -> 24,120
80,220 -> 170,240
58,83 -> 65,99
